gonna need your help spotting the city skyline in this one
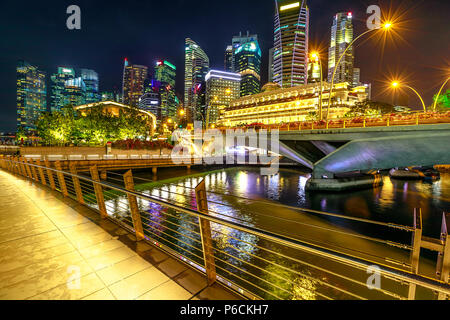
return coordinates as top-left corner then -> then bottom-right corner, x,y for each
1,0 -> 449,131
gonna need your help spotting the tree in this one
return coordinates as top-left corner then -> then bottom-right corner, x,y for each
345,99 -> 395,117
433,89 -> 450,111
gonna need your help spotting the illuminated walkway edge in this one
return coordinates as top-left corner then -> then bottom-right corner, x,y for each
0,170 -> 239,300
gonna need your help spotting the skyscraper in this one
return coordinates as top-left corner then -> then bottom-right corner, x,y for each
63,77 -> 86,107
230,31 -> 258,72
122,59 -> 148,107
16,60 -> 46,132
50,67 -> 75,112
184,38 -> 210,122
328,12 -> 354,85
353,67 -> 360,87
224,45 -> 233,72
235,41 -> 262,97
205,70 -> 241,126
268,47 -> 275,83
273,0 -> 309,88
154,60 -> 178,119
80,69 -> 100,104
307,60 -> 321,83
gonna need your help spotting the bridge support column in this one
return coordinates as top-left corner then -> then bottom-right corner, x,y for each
90,165 -> 108,219
123,170 -> 145,241
195,180 -> 216,286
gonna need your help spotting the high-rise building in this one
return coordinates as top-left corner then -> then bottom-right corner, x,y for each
235,41 -> 262,97
231,31 -> 258,72
307,60 -> 321,83
139,91 -> 161,120
63,77 -> 86,107
122,59 -> 148,107
16,60 -> 47,132
80,69 -> 100,104
205,70 -> 241,126
184,38 -> 210,122
353,67 -> 360,87
50,67 -> 75,112
268,47 -> 275,83
273,0 -> 309,88
328,12 -> 354,85
154,60 -> 178,119
224,45 -> 233,72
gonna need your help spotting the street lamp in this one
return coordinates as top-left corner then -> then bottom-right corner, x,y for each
433,77 -> 450,111
326,21 -> 393,120
391,81 -> 427,112
310,51 -> 323,120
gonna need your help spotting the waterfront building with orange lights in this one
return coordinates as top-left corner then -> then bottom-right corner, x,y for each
221,81 -> 368,127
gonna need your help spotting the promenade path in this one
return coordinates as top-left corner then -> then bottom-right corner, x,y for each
0,170 -> 238,300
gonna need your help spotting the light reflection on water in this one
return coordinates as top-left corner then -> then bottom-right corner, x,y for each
102,168 -> 450,299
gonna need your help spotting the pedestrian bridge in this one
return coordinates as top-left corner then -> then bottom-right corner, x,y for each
0,157 -> 449,300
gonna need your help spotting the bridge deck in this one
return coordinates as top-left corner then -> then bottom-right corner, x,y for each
0,170 -> 239,300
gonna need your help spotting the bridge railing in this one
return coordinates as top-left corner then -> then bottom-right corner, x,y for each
1,155 -> 449,300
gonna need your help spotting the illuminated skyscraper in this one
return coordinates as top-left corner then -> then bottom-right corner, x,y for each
224,45 -> 233,72
235,41 -> 262,97
231,31 -> 258,72
205,70 -> 241,126
273,0 -> 309,88
184,38 -> 210,122
50,67 -> 75,112
16,60 -> 46,132
268,47 -> 275,82
154,60 -> 178,119
122,59 -> 148,107
63,77 -> 86,107
307,60 -> 321,83
80,69 -> 100,104
328,12 -> 354,85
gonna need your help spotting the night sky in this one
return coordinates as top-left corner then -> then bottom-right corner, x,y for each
1,0 -> 449,132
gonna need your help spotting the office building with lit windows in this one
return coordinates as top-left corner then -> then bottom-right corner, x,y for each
307,60 -> 321,83
184,38 -> 210,122
328,12 -> 354,85
16,60 -> 47,132
235,41 -> 262,97
122,59 -> 148,107
230,31 -> 258,72
63,77 -> 86,107
273,0 -> 309,88
80,69 -> 100,104
205,70 -> 241,126
154,60 -> 178,119
50,66 -> 75,112
222,81 -> 368,127
224,45 -> 233,72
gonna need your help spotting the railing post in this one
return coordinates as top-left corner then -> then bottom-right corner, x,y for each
54,161 -> 68,197
408,208 -> 423,300
437,212 -> 450,300
35,160 -> 46,185
44,160 -> 56,190
11,156 -> 18,174
416,113 -> 420,125
69,163 -> 84,205
27,158 -> 39,181
195,179 -> 216,285
90,165 -> 108,219
123,170 -> 145,241
22,157 -> 32,178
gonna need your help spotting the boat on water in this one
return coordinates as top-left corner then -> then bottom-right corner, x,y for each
389,166 -> 440,181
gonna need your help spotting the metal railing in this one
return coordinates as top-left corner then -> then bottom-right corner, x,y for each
1,155 -> 449,300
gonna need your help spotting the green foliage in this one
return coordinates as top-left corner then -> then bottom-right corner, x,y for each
433,89 -> 450,111
36,104 -> 150,146
345,99 -> 395,117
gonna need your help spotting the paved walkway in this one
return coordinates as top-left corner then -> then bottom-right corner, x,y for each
0,170 -> 239,300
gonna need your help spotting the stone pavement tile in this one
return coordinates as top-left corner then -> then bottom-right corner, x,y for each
0,260 -> 94,300
172,269 -> 208,295
0,250 -> 84,288
85,245 -> 137,271
0,230 -> 62,252
137,280 -> 193,300
194,284 -> 241,300
156,256 -> 189,278
28,273 -> 105,300
78,239 -> 125,259
0,225 -> 58,245
82,288 -> 116,300
140,247 -> 170,265
108,267 -> 170,300
96,255 -> 150,286
67,230 -> 114,250
0,242 -> 75,273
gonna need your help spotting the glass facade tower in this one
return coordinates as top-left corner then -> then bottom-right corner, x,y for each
235,41 -> 262,97
273,0 -> 309,88
122,59 -> 148,107
16,60 -> 47,132
80,69 -> 100,104
50,67 -> 75,112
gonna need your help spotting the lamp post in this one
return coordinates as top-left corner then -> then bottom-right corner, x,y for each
391,81 -> 427,112
433,77 -> 450,111
310,52 -> 323,120
326,22 -> 393,121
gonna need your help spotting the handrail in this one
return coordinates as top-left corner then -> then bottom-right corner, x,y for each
3,158 -> 449,298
